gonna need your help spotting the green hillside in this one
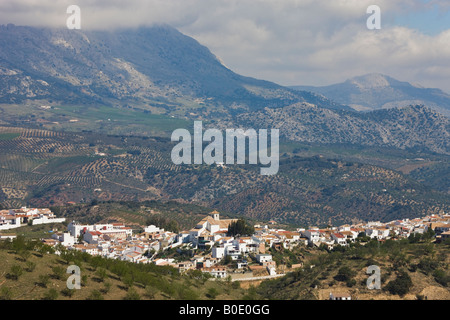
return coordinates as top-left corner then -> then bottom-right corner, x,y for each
0,237 -> 247,300
0,125 -> 448,227
256,238 -> 450,300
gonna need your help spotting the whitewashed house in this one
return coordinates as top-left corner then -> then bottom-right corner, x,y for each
256,254 -> 273,264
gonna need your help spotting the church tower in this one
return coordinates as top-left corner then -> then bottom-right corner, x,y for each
211,210 -> 220,221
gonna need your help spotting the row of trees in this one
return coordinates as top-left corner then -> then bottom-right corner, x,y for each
226,219 -> 254,237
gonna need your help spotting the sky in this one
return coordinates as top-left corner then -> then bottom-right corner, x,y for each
1,0 -> 450,92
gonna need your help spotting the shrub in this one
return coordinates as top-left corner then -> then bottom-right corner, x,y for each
43,288 -> 59,300
61,288 -> 74,298
145,285 -> 157,299
384,270 -> 413,296
95,268 -> 107,282
417,257 -> 438,275
9,265 -> 23,280
38,274 -> 50,287
52,266 -> 66,280
177,285 -> 199,300
206,287 -> 219,299
123,288 -> 140,300
0,287 -> 13,300
87,290 -> 104,300
346,279 -> 357,287
231,281 -> 240,289
81,274 -> 88,287
25,261 -> 36,272
122,274 -> 134,288
433,269 -> 449,287
101,282 -> 112,294
334,266 -> 355,282
19,250 -> 31,261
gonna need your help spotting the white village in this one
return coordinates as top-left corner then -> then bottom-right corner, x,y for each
1,207 -> 449,284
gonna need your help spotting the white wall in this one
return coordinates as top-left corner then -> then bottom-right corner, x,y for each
32,217 -> 65,225
212,247 -> 225,259
0,223 -> 23,230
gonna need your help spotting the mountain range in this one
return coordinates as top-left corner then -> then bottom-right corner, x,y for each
0,24 -> 449,155
0,24 -> 448,226
0,23 -> 344,112
291,73 -> 450,117
232,103 -> 449,154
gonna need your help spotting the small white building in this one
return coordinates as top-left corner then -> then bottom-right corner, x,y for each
61,232 -> 75,246
202,267 -> 227,278
144,225 -> 164,233
365,227 -> 390,240
267,266 -> 277,276
302,229 -> 321,244
331,233 -> 347,246
330,292 -> 351,300
212,246 -> 226,259
256,254 -> 273,264
84,230 -> 102,244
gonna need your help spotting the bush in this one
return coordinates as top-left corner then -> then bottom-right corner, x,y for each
206,287 -> 219,299
346,279 -> 357,287
38,274 -> 50,288
25,261 -> 36,272
122,274 -> 134,288
43,288 -> 59,300
95,268 -> 107,282
384,270 -> 413,296
9,265 -> 23,280
19,250 -> 31,261
0,287 -> 13,300
145,285 -> 157,299
87,290 -> 104,300
61,288 -> 74,298
123,288 -> 140,300
433,269 -> 450,287
176,285 -> 199,300
334,266 -> 355,282
417,257 -> 439,275
52,266 -> 66,280
102,282 -> 112,294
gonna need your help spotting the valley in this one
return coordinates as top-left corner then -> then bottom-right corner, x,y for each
0,120 -> 447,228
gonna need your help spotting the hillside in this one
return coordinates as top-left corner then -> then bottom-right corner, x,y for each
256,238 -> 450,300
0,125 -> 448,227
291,73 -> 450,117
0,237 -> 248,300
1,233 -> 448,300
0,24 -> 345,113
232,104 -> 449,155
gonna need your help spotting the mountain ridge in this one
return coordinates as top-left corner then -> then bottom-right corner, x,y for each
291,73 -> 450,117
230,103 -> 449,155
0,24 -> 347,112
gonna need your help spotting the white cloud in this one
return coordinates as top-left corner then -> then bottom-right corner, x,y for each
0,0 -> 449,92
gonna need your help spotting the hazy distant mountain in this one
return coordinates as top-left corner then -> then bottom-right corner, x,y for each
0,24 -> 346,112
291,73 -> 450,117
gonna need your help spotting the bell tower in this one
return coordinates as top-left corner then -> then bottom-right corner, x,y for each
211,210 -> 220,221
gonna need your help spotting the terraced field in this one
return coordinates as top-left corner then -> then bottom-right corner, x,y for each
0,124 -> 448,227
0,126 -> 170,207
